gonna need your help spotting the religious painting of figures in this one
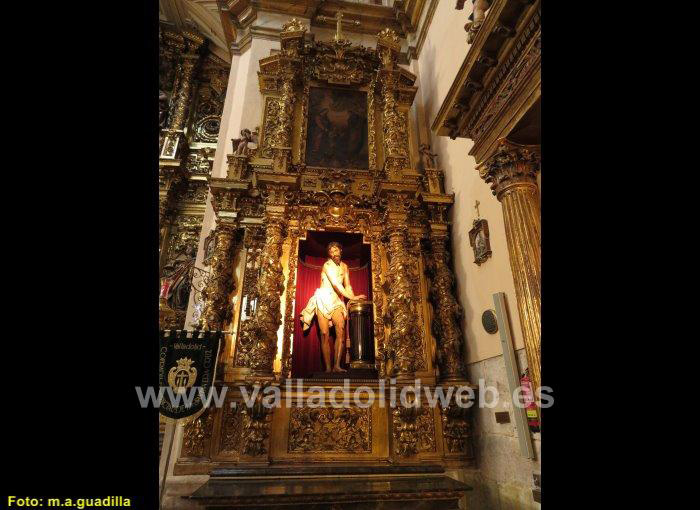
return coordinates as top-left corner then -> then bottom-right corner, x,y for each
305,87 -> 369,169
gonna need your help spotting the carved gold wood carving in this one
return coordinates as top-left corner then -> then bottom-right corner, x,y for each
271,76 -> 296,151
382,195 -> 425,377
200,223 -> 239,331
288,406 -> 372,453
260,96 -> 281,159
182,409 -> 213,458
161,42 -> 203,160
219,403 -> 244,455
235,212 -> 286,375
237,226 -> 265,324
370,237 -> 387,377
367,75 -> 378,173
479,139 -> 540,395
280,227 -> 299,379
306,41 -> 379,86
391,404 -> 435,456
297,82 -> 310,165
380,71 -> 409,179
426,225 -> 467,382
170,54 -> 199,132
384,227 -> 422,376
440,392 -> 473,457
240,387 -> 273,457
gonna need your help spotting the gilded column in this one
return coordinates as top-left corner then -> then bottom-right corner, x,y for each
383,196 -> 422,379
200,222 -> 239,331
234,206 -> 286,378
427,222 -> 468,382
169,54 -> 197,131
271,19 -> 305,173
376,29 -> 409,180
479,139 -> 541,394
280,226 -> 299,379
160,31 -> 204,159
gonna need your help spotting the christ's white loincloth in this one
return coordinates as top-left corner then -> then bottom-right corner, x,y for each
300,287 -> 347,331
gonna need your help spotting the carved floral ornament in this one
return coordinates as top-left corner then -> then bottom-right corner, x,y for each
281,18 -> 306,34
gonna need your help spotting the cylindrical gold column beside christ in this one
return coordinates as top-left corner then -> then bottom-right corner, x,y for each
479,139 -> 541,398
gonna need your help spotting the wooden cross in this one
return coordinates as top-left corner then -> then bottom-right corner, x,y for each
317,11 -> 361,42
474,200 -> 481,218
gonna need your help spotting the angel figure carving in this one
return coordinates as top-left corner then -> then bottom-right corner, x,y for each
232,127 -> 259,156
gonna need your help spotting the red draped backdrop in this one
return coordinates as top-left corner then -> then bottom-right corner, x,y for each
292,256 -> 371,377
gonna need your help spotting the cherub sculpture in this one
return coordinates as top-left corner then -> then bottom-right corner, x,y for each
231,127 -> 259,156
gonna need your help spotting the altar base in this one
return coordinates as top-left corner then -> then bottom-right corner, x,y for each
188,466 -> 471,509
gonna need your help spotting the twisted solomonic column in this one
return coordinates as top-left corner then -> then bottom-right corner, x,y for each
383,206 -> 423,378
200,223 -> 239,331
427,224 -> 468,382
479,138 -> 541,395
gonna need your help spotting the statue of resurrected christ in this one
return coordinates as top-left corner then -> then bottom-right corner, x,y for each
300,242 -> 367,372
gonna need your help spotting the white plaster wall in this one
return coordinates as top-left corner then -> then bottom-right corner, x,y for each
412,0 -> 525,364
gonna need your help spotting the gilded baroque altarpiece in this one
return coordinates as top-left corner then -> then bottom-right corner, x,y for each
171,20 -> 474,474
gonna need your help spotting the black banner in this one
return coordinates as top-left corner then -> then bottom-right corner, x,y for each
158,330 -> 222,419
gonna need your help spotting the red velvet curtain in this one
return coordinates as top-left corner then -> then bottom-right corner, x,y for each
292,256 -> 371,377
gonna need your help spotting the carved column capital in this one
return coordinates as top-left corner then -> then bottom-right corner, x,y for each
182,28 -> 205,54
161,29 -> 185,57
478,139 -> 540,200
280,18 -> 306,57
377,28 -> 401,69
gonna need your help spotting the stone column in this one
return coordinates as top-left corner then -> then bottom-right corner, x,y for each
200,222 -> 239,331
383,196 -> 422,379
377,29 -> 409,180
479,139 -> 541,394
427,221 -> 468,382
234,208 -> 286,378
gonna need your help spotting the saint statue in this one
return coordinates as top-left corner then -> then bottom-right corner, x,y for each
160,245 -> 197,312
300,242 -> 367,372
